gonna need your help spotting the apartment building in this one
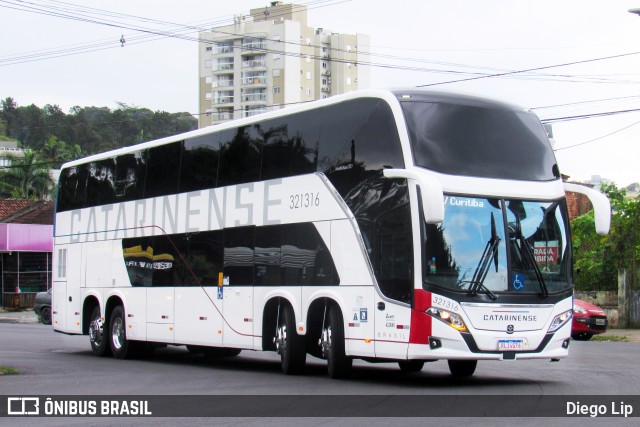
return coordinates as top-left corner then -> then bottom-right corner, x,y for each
198,1 -> 370,127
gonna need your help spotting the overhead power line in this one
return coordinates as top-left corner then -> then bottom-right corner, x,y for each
532,95 -> 640,110
554,118 -> 640,152
416,50 -> 640,87
541,108 -> 640,123
2,0 -> 640,87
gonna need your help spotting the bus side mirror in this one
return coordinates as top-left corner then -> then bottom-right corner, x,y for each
563,183 -> 611,235
383,169 -> 444,224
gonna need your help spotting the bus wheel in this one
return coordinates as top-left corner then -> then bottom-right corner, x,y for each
225,348 -> 242,357
109,306 -> 136,359
448,360 -> 477,378
398,361 -> 424,372
191,346 -> 242,358
89,306 -> 110,357
323,306 -> 352,379
275,305 -> 306,375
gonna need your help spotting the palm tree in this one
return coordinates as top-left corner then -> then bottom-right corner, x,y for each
40,136 -> 70,168
0,149 -> 53,199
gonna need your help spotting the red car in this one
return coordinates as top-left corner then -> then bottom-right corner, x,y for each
572,299 -> 608,341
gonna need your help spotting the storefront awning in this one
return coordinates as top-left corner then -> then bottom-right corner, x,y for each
0,224 -> 53,252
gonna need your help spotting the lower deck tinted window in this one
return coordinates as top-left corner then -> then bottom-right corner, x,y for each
185,231 -> 224,286
282,223 -> 338,286
223,226 -> 255,286
122,223 -> 339,287
255,226 -> 281,286
122,235 -> 189,287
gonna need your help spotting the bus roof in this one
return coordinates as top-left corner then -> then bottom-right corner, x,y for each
60,88 -> 529,170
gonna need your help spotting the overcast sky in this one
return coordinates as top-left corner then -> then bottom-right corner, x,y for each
1,0 -> 639,186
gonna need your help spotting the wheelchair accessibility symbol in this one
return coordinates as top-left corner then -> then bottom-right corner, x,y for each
513,274 -> 525,290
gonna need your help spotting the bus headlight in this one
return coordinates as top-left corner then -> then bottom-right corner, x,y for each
548,309 -> 573,333
426,307 -> 467,332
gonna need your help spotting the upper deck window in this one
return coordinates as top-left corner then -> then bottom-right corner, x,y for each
401,101 -> 558,181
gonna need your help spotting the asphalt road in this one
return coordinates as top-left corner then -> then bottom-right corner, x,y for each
1,322 -> 639,426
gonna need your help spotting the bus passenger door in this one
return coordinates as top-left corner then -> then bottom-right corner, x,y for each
52,245 -> 69,331
372,205 -> 413,358
60,244 -> 82,334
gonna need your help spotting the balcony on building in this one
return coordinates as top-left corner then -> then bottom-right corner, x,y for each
215,41 -> 235,56
213,58 -> 234,74
241,37 -> 267,55
212,108 -> 234,122
241,89 -> 267,105
242,55 -> 267,69
242,106 -> 267,118
213,77 -> 234,89
241,71 -> 267,87
214,90 -> 234,106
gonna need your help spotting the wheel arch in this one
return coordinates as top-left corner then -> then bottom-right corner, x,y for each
261,295 -> 297,352
82,294 -> 101,335
305,295 -> 344,358
104,295 -> 125,332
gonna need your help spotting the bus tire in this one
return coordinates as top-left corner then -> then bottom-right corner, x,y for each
195,346 -> 242,359
326,306 -> 352,379
398,360 -> 424,372
89,306 -> 110,357
109,305 -> 138,359
225,348 -> 242,357
276,305 -> 306,375
448,359 -> 477,378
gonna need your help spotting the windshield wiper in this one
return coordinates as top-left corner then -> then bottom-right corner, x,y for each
467,212 -> 500,300
467,280 -> 498,300
515,216 -> 549,298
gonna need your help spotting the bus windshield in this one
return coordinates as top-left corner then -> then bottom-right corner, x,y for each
423,196 -> 572,295
401,101 -> 558,181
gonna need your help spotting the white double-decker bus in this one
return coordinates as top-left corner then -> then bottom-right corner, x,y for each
52,89 -> 610,378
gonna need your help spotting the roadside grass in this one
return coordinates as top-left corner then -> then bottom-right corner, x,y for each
0,366 -> 19,375
591,335 -> 629,342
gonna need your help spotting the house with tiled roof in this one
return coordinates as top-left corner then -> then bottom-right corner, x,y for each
0,199 -> 53,308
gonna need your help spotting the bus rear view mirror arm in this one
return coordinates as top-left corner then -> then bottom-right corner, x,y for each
383,169 -> 444,224
563,183 -> 611,235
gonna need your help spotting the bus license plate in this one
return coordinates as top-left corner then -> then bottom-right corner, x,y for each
498,339 -> 524,351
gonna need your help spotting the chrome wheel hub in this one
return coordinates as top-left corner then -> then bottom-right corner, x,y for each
111,317 -> 124,350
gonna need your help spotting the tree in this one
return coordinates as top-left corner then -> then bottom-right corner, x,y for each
40,136 -> 70,168
0,97 -> 18,139
0,149 -> 53,199
1,97 -> 198,157
572,183 -> 640,291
